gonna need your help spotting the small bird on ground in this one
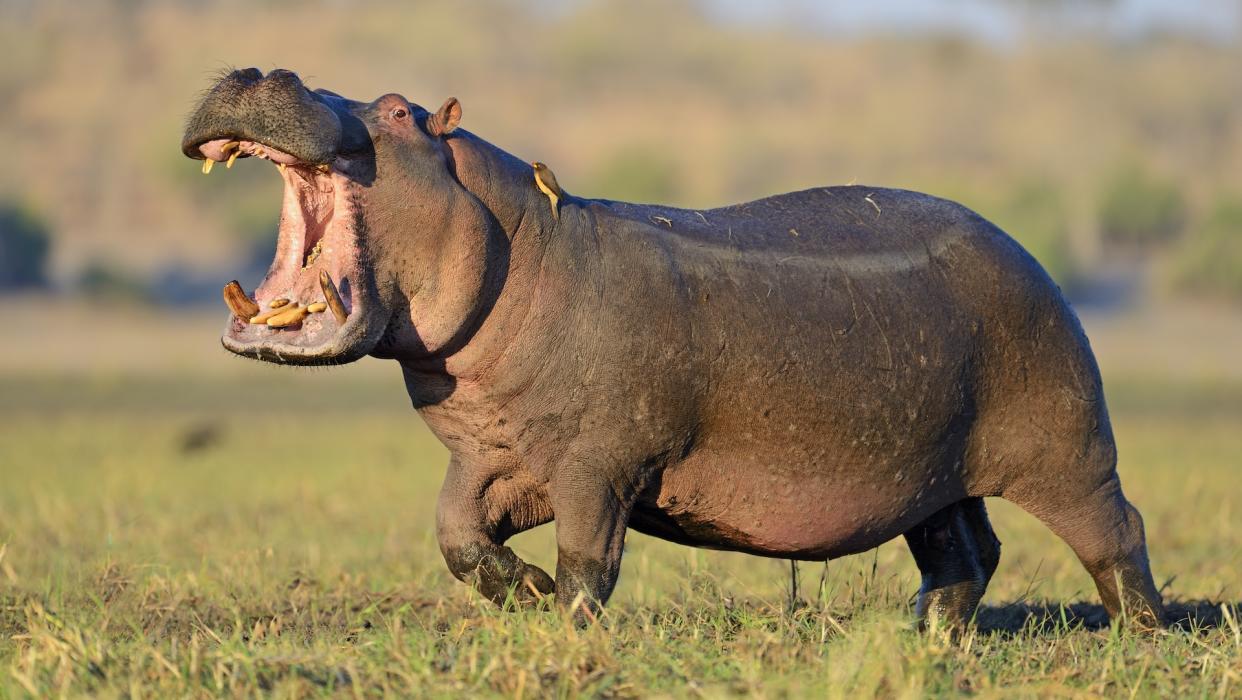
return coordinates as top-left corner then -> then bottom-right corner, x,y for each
532,162 -> 563,220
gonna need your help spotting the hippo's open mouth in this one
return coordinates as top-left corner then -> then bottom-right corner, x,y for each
182,68 -> 407,365
195,138 -> 378,365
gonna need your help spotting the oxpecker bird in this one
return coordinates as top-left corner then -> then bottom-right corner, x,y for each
532,162 -> 563,220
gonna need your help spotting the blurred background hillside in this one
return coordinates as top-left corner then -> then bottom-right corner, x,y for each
1,0 -> 1241,380
1,0 -> 1240,306
1,7 -> 1241,694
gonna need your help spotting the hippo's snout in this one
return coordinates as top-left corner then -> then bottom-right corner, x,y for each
181,68 -> 344,165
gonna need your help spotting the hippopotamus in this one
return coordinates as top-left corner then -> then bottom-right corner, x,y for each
182,68 -> 1164,628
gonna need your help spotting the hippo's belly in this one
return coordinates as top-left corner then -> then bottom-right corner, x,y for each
639,240 -> 984,557
629,327 -> 978,558
630,443 -> 969,560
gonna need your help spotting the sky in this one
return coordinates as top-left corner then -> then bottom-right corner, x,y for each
704,0 -> 1241,43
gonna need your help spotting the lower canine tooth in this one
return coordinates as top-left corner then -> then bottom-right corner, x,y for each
266,304 -> 309,328
319,271 -> 349,325
222,281 -> 259,319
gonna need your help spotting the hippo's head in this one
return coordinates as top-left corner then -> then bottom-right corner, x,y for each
183,68 -> 493,366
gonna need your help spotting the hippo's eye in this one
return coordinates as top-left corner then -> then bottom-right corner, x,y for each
391,107 -> 407,120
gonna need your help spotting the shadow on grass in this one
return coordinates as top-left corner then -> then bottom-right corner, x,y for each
976,599 -> 1241,635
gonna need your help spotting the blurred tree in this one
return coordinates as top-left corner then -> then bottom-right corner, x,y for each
1169,195 -> 1242,303
76,261 -> 150,304
587,146 -> 681,204
0,201 -> 52,290
1097,166 -> 1187,248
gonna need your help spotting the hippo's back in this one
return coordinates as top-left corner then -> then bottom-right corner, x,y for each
593,185 -> 1065,388
597,186 -> 994,264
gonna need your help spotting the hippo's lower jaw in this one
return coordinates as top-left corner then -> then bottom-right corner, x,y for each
198,139 -> 386,365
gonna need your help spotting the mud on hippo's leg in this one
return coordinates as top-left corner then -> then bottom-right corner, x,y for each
904,498 -> 999,632
435,460 -> 553,606
548,474 -> 633,623
440,541 -> 554,605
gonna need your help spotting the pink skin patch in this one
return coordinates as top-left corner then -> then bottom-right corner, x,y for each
200,139 -> 368,356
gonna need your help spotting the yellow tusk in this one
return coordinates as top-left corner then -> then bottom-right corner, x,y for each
306,301 -> 327,313
319,270 -> 349,325
226,150 -> 239,169
201,159 -> 214,175
222,281 -> 259,319
221,141 -> 240,154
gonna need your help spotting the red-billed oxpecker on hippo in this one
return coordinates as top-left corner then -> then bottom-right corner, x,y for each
182,68 -> 1164,629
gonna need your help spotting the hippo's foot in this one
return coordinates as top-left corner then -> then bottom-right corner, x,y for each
904,498 -> 1000,633
443,543 -> 555,608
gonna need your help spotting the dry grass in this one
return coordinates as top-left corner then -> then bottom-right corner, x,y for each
1,302 -> 1240,697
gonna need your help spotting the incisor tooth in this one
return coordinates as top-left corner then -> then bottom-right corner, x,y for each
249,306 -> 291,324
226,150 -> 239,169
221,141 -> 240,154
277,163 -> 286,174
269,298 -> 290,309
266,304 -> 309,328
319,271 -> 348,325
201,159 -> 214,175
222,281 -> 259,319
317,164 -> 330,173
307,302 -> 327,313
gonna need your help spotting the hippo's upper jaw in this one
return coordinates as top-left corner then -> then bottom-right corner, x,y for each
183,69 -> 386,365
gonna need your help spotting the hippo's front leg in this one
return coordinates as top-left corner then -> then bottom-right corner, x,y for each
548,469 -> 634,619
435,457 -> 555,605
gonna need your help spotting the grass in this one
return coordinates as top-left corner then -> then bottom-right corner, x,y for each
1,339 -> 1240,695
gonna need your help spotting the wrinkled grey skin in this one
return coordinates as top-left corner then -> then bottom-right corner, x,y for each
184,69 -> 1164,628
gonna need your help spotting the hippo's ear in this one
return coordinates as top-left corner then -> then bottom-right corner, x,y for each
427,97 -> 461,137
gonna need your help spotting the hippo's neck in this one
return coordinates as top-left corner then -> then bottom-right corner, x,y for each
442,131 -> 552,237
397,131 -> 592,409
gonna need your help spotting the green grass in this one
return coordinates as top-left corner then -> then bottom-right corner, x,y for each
1,373 -> 1239,698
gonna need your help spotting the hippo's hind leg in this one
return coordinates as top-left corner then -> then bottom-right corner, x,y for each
1006,468 -> 1164,628
904,497 -> 1000,631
